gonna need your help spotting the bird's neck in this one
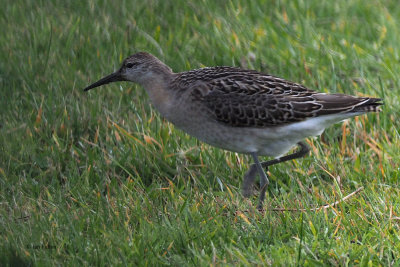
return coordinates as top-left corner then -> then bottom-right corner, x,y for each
140,70 -> 176,116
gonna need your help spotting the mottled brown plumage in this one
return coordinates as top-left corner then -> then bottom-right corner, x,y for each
172,66 -> 382,127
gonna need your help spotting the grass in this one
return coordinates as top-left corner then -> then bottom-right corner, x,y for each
1,0 -> 400,265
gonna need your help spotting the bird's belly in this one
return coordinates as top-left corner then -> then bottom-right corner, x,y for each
165,110 -> 349,157
169,118 -> 305,157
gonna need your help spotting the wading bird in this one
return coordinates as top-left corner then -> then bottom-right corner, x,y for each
84,52 -> 382,209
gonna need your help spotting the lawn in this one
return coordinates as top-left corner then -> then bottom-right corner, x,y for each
1,0 -> 400,265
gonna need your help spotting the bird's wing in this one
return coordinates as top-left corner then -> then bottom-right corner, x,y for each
176,67 -> 381,128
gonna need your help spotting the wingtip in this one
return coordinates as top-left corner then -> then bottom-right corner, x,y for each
360,97 -> 384,112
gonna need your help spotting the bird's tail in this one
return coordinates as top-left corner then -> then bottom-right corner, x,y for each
352,98 -> 383,113
315,94 -> 383,116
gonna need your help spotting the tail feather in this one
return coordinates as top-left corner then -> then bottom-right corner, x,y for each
352,98 -> 383,113
314,93 -> 383,116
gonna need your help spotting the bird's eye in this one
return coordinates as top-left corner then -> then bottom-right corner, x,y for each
126,62 -> 138,68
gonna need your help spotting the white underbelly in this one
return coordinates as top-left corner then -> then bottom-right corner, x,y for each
168,113 -> 357,157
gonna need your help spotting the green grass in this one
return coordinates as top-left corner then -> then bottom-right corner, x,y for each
1,0 -> 400,265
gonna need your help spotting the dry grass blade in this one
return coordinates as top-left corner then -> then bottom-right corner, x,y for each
266,187 -> 364,212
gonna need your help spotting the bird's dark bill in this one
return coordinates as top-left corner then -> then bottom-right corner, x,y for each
83,72 -> 125,91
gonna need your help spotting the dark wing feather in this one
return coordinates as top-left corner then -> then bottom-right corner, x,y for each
175,67 -> 382,127
313,94 -> 382,115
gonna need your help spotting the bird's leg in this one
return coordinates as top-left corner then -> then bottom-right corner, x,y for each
258,141 -> 310,169
242,142 -> 310,210
251,153 -> 270,210
242,164 -> 258,198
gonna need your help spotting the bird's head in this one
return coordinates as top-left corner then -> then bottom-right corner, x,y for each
83,52 -> 172,91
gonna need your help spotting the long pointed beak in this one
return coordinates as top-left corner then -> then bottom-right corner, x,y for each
83,71 -> 125,91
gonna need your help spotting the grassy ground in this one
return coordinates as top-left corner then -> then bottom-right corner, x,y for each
1,0 -> 399,265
